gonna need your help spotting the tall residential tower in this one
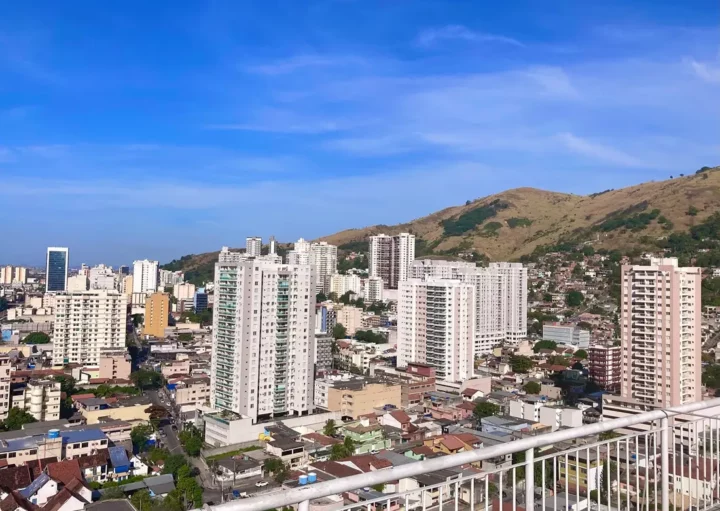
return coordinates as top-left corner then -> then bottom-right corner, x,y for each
369,233 -> 415,290
46,247 -> 69,292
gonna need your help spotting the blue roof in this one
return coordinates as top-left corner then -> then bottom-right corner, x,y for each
61,429 -> 108,443
19,473 -> 51,498
109,446 -> 130,469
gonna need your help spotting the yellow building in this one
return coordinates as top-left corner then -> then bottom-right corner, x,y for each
558,449 -> 602,492
144,292 -> 169,338
325,380 -> 402,418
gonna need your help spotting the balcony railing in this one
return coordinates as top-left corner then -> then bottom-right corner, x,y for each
206,397 -> 720,511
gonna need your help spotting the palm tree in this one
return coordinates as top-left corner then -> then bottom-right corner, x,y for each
323,419 -> 338,437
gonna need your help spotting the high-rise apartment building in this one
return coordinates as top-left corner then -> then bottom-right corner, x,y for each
67,274 -> 89,292
89,264 -> 116,290
408,259 -> 528,355
210,247 -> 316,423
310,242 -> 338,294
369,233 -> 415,289
365,276 -> 384,303
620,258 -> 701,407
132,260 -> 159,294
0,266 -> 12,285
46,247 -> 69,292
588,344 -> 621,393
286,238 -> 311,265
0,266 -> 27,285
330,274 -> 362,298
144,292 -> 170,338
52,290 -> 127,366
246,237 -> 262,257
159,269 -> 184,287
173,282 -> 196,301
398,278 -> 475,382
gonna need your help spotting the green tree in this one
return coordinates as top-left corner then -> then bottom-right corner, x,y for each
688,205 -> 699,216
22,332 -> 50,344
54,375 -> 77,396
162,454 -> 189,478
1,407 -> 37,431
329,437 -> 356,460
599,430 -> 620,441
328,292 -> 338,302
473,401 -> 500,423
532,340 -> 558,353
100,486 -> 126,500
184,436 -> 203,457
371,483 -> 385,492
131,370 -> 164,390
131,489 -> 153,511
131,423 -> 153,452
316,292 -> 327,302
523,381 -> 541,395
323,419 -> 337,437
332,323 -> 347,340
0,297 -> 8,312
574,349 -> 588,359
178,333 -> 192,342
510,355 -> 534,373
566,290 -> 584,307
132,314 -> 144,327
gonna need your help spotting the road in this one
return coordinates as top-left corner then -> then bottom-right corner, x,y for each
147,389 -> 183,453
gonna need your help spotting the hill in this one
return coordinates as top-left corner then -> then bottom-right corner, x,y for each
162,166 -> 720,283
321,166 -> 720,260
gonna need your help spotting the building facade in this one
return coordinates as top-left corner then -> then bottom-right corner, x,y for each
132,259 -> 159,294
365,276 -> 384,303
542,323 -> 590,349
310,242 -> 338,295
52,290 -> 127,366
173,283 -> 196,301
330,274 -> 362,299
144,292 -> 169,338
46,247 -> 69,292
398,278 -> 475,382
210,247 -> 316,423
336,306 -> 363,336
588,344 -> 621,392
369,233 -> 415,290
246,237 -> 262,257
620,257 -> 701,407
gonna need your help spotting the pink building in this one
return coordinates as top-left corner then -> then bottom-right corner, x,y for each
620,258 -> 701,407
99,351 -> 131,381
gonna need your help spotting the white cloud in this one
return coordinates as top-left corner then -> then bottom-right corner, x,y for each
688,59 -> 720,84
556,132 -> 650,168
416,25 -> 524,48
246,55 -> 365,75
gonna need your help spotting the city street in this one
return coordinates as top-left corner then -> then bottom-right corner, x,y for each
147,389 -> 183,453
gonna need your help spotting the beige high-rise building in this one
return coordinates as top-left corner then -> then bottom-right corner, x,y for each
52,290 -> 127,366
369,233 -> 415,290
144,292 -> 170,338
620,257 -> 701,407
120,275 -> 133,296
0,266 -> 12,285
336,306 -> 363,336
173,282 -> 196,301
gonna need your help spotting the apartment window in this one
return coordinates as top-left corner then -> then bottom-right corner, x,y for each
8,453 -> 15,458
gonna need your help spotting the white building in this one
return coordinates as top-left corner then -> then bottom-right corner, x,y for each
310,242 -> 338,294
0,266 -> 27,285
398,278 -> 475,382
408,259 -> 528,355
132,259 -> 159,294
89,264 -> 116,290
330,274 -> 362,298
369,233 -> 415,290
158,269 -> 184,287
173,282 -> 196,301
246,237 -> 262,257
365,276 -> 384,303
286,238 -> 311,266
542,323 -> 590,349
620,257 -> 701,407
210,247 -> 316,423
67,274 -> 89,292
52,290 -> 128,366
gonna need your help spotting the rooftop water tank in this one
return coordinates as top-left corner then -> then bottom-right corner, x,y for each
299,475 -> 308,485
308,473 -> 317,483
48,429 -> 60,439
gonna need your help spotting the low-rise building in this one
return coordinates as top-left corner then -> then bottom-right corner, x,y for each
99,350 -> 131,381
314,375 -> 402,419
542,323 -> 590,349
11,379 -> 62,422
75,396 -> 151,424
168,376 -> 210,407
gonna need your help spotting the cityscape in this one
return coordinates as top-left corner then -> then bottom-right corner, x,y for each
2,1 -> 720,511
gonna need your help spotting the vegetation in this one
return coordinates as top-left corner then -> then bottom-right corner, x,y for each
178,333 -> 193,342
533,340 -> 558,353
316,292 -> 327,303
480,221 -> 503,237
264,458 -> 290,483
323,419 -> 338,437
130,370 -> 164,390
94,384 -> 140,398
703,364 -> 720,391
329,437 -> 357,460
338,254 -> 368,274
178,425 -> 204,457
180,309 -> 212,325
596,203 -> 660,232
22,332 -> 50,344
338,241 -> 369,252
574,349 -> 588,360
473,402 -> 500,423
687,205 -> 699,216
354,330 -> 387,344
523,381 -> 541,394
0,408 -> 37,431
510,355 -> 534,373
332,324 -> 347,340
0,297 -> 7,312
205,445 -> 261,462
599,430 -> 620,441
566,290 -> 584,307
131,424 -> 154,452
442,199 -> 509,236
507,217 -> 533,228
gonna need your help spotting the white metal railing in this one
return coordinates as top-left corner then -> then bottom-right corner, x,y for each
204,397 -> 720,511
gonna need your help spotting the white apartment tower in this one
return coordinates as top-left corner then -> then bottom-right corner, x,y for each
365,276 -> 384,303
310,242 -> 338,294
408,258 -> 528,355
286,238 -> 311,265
369,233 -> 415,289
132,260 -> 159,294
620,258 -> 701,407
246,237 -> 263,257
52,290 -> 127,366
211,247 -> 316,423
398,278 -> 475,382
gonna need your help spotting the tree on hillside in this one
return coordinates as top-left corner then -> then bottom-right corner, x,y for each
566,290 -> 584,307
523,381 -> 541,395
22,332 -> 50,344
332,324 -> 347,340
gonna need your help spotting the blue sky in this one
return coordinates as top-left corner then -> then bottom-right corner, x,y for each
1,0 -> 719,266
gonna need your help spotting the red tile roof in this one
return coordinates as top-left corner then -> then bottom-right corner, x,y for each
457,402 -> 475,411
389,410 -> 410,423
461,388 -> 480,397
47,459 -> 83,486
0,466 -> 32,492
439,435 -> 465,451
410,446 -> 435,457
311,461 -> 362,479
25,458 -> 58,479
70,394 -> 96,402
301,433 -> 341,447
76,449 -> 110,469
0,491 -> 38,511
340,455 -> 392,473
43,488 -> 87,511
454,433 -> 481,446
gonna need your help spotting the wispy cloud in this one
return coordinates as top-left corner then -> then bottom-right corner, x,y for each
415,25 -> 524,48
556,132 -> 650,168
687,59 -> 720,84
246,54 -> 365,75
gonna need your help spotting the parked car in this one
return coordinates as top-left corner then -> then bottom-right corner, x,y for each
255,481 -> 269,487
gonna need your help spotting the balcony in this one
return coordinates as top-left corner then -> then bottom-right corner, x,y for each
212,398 -> 720,511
